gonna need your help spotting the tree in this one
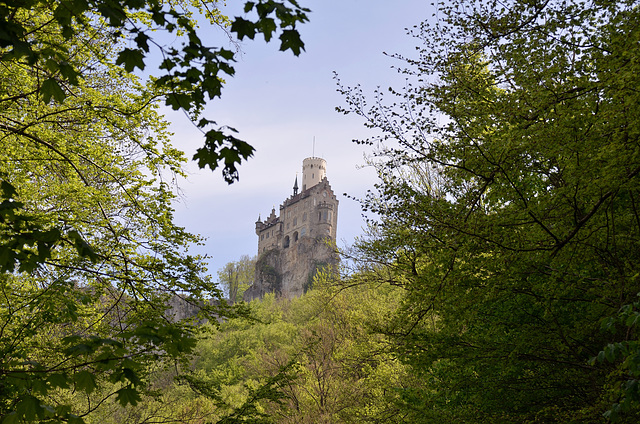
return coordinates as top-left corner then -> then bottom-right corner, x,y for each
218,255 -> 256,303
338,0 -> 640,421
0,0 -> 309,183
0,1 -> 309,422
186,277 -> 407,424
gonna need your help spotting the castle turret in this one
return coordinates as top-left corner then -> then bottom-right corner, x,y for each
302,157 -> 326,191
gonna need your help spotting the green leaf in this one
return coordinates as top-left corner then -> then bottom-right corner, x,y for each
230,17 -> 257,40
16,395 -> 43,420
116,386 -> 141,406
67,415 -> 85,424
165,93 -> 192,110
53,2 -> 74,28
1,412 -> 20,424
279,29 -> 305,56
59,61 -> 80,85
0,180 -> 17,198
73,370 -> 97,394
47,373 -> 70,389
115,48 -> 145,72
67,230 -> 97,261
218,48 -> 235,61
38,228 -> 62,243
258,18 -> 276,42
134,32 -> 150,52
41,78 -> 66,103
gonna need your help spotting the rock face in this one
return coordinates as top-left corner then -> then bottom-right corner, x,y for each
244,157 -> 340,301
165,296 -> 220,323
166,295 -> 203,322
243,235 -> 338,301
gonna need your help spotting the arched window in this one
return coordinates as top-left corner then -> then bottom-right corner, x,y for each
284,236 -> 290,248
293,231 -> 299,242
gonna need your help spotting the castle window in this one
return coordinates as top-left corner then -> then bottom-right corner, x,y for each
301,228 -> 306,236
261,234 -> 264,240
328,212 -> 332,220
266,232 -> 269,239
318,211 -> 322,221
293,217 -> 297,226
303,212 -> 307,222
284,236 -> 290,248
287,222 -> 290,230
293,231 -> 298,242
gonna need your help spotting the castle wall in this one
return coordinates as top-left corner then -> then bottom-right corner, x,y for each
255,178 -> 338,255
246,158 -> 339,300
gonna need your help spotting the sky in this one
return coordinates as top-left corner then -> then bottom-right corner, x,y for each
168,0 -> 432,276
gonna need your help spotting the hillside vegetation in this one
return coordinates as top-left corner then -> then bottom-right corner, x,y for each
2,0 -> 640,422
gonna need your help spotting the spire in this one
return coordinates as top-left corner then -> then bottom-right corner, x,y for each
293,174 -> 299,196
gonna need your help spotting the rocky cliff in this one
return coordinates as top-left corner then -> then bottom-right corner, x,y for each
243,236 -> 338,301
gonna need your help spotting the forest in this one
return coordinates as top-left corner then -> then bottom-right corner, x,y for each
1,0 -> 640,423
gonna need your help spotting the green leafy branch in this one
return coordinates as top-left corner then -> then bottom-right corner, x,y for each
0,0 -> 310,183
590,293 -> 640,421
0,178 -> 96,273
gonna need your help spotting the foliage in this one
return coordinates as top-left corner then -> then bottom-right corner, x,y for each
0,0 -> 309,183
0,1 -> 309,422
218,255 -> 256,303
591,293 -> 640,421
0,21 -> 214,421
82,365 -> 218,424
172,278 -> 408,424
338,0 -> 640,422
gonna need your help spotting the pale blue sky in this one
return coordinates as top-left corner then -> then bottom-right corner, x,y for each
169,0 -> 432,277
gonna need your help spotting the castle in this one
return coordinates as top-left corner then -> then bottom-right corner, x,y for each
243,157 -> 339,300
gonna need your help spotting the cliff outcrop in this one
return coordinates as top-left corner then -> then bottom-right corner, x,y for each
243,236 -> 338,301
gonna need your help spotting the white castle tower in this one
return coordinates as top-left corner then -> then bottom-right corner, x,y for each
302,157 -> 326,191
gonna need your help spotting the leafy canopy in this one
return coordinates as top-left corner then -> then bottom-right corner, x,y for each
0,0 -> 310,183
0,1 -> 310,423
338,0 -> 640,422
